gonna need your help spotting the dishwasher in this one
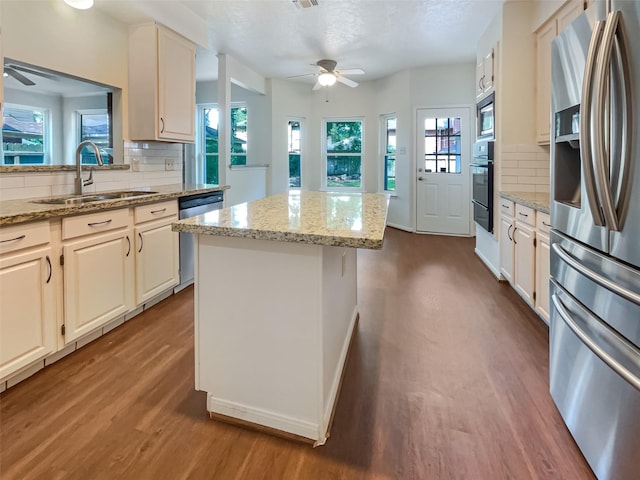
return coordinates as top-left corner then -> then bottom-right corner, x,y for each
177,191 -> 224,291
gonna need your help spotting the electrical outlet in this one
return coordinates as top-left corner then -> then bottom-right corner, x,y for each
165,159 -> 177,171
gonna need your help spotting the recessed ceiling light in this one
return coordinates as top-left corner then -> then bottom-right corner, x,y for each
64,0 -> 94,10
318,72 -> 336,87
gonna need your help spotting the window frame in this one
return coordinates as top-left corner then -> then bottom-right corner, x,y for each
229,104 -> 247,166
287,117 -> 304,189
321,116 -> 365,192
380,114 -> 397,192
76,108 -> 111,164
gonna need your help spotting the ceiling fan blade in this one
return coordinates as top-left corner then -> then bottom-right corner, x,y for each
336,76 -> 358,88
287,73 -> 316,79
312,81 -> 323,91
5,67 -> 35,86
336,68 -> 364,75
8,64 -> 58,80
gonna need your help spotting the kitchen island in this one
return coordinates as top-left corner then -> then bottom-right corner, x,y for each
172,190 -> 388,445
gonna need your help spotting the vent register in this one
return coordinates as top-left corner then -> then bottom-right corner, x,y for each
292,0 -> 319,8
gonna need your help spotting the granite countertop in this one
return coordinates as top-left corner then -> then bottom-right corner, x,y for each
0,184 -> 230,226
499,191 -> 550,214
172,190 -> 390,250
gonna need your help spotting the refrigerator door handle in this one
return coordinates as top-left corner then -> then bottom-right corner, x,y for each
552,242 -> 640,307
552,293 -> 640,392
612,8 -> 633,230
580,19 -> 606,226
593,11 -> 623,231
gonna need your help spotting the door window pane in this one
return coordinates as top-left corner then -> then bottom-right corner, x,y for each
423,117 -> 462,173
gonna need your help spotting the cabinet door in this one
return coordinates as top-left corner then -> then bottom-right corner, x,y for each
499,215 -> 515,284
135,220 -> 179,305
514,222 -> 536,305
63,230 -> 133,343
157,27 -> 195,142
0,247 -> 55,379
482,49 -> 494,93
536,20 -> 557,145
476,60 -> 485,98
535,231 -> 551,324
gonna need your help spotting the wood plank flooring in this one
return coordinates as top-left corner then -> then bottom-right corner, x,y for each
0,228 -> 595,479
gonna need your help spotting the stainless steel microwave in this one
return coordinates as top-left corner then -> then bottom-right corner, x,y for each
476,92 -> 495,139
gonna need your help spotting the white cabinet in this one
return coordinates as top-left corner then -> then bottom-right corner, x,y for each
535,212 -> 551,324
499,200 -> 515,284
61,209 -> 134,343
476,47 -> 495,99
128,23 -> 196,142
134,200 -> 179,305
535,0 -> 585,144
0,222 -> 56,380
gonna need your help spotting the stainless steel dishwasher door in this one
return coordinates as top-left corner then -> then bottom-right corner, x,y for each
178,200 -> 223,290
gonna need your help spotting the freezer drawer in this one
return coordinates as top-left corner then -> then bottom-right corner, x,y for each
550,281 -> 640,480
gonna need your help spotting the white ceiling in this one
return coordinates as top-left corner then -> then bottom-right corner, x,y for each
95,0 -> 505,85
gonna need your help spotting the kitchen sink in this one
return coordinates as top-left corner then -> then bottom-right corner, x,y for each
31,190 -> 158,205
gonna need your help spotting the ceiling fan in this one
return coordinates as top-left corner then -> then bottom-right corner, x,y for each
289,59 -> 364,90
3,63 -> 58,87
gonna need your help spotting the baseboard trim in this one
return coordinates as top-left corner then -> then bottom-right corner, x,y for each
322,309 -> 359,442
207,395 -> 319,442
386,222 -> 414,232
474,248 -> 501,279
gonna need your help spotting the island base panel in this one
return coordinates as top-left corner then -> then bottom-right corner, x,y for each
195,235 -> 359,445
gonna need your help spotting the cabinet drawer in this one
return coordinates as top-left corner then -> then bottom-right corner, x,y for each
536,212 -> 551,234
499,199 -> 515,217
134,200 -> 178,224
62,208 -> 130,240
0,221 -> 50,254
515,204 -> 536,227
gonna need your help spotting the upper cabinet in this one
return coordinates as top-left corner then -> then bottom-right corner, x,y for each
128,23 -> 196,143
476,47 -> 495,99
535,0 -> 586,144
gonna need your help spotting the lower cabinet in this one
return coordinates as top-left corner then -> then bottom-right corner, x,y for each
498,197 -> 551,323
0,238 -> 56,379
61,208 -> 134,343
534,214 -> 551,323
134,201 -> 179,305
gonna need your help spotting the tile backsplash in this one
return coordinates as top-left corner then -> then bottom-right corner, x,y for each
500,143 -> 550,193
0,142 -> 184,201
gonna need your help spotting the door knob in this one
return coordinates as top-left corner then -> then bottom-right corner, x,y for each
418,168 -> 423,172
418,176 -> 424,181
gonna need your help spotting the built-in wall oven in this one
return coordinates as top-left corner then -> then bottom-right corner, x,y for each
471,140 -> 494,233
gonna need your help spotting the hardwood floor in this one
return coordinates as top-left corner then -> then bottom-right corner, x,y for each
0,227 -> 594,480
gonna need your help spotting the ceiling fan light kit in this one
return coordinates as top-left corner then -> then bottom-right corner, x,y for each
64,0 -> 94,10
318,72 -> 337,87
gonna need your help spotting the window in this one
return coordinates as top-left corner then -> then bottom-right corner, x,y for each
382,115 -> 396,191
2,105 -> 47,165
288,120 -> 301,188
203,107 -> 219,184
197,105 -> 247,184
230,106 -> 247,166
78,110 -> 110,164
323,118 -> 363,189
423,117 -> 461,173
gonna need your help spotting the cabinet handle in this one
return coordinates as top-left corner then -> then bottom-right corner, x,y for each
160,117 -> 165,133
542,221 -> 551,227
518,212 -> 529,218
87,219 -> 112,227
501,203 -> 510,208
45,255 -> 52,284
507,224 -> 513,241
151,208 -> 167,214
126,236 -> 131,257
138,232 -> 143,253
0,234 -> 26,243
513,227 -> 518,245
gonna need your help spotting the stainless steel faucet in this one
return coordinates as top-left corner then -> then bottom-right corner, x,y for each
75,141 -> 104,195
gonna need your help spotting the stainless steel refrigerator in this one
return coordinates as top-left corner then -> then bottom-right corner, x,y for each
549,1 -> 640,479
